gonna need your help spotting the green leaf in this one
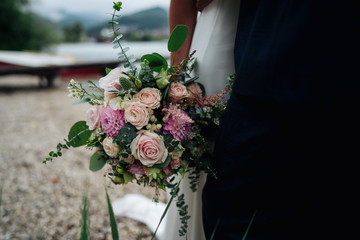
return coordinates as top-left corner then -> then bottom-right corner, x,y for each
153,155 -> 171,168
151,178 -> 183,240
122,171 -> 135,184
168,25 -> 189,52
89,151 -> 107,172
106,188 -> 119,240
114,123 -> 137,148
119,76 -> 134,90
72,97 -> 91,105
67,121 -> 92,148
105,67 -> 112,74
113,2 -> 122,11
164,134 -> 174,147
141,53 -> 168,73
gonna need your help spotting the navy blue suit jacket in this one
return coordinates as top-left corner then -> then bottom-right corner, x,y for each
202,1 -> 359,239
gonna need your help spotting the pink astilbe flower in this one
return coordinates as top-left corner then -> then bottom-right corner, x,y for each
162,103 -> 194,124
127,160 -> 146,175
197,89 -> 229,108
101,106 -> 125,137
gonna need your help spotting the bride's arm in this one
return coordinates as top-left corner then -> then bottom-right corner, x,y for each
169,0 -> 197,66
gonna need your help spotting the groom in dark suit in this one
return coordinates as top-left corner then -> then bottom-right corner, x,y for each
202,1 -> 359,239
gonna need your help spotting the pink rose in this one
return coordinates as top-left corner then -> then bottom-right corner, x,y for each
99,67 -> 125,91
103,137 -> 120,158
134,87 -> 161,109
86,105 -> 102,130
124,102 -> 150,130
130,131 -> 168,167
186,82 -> 203,100
169,82 -> 188,103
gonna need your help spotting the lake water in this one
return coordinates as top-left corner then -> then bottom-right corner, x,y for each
48,41 -> 170,63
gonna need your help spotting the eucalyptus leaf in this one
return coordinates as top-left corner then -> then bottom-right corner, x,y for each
89,151 -> 107,172
164,134 -> 174,147
72,97 -> 91,105
141,53 -> 168,72
67,121 -> 92,148
152,52 -> 168,72
168,25 -> 189,52
153,155 -> 171,168
114,123 -> 137,148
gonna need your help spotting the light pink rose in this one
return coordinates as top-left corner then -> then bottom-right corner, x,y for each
130,131 -> 168,167
86,105 -> 102,130
169,82 -> 188,103
99,67 -> 125,91
134,88 -> 161,109
103,137 -> 120,158
124,102 -> 150,130
186,82 -> 203,100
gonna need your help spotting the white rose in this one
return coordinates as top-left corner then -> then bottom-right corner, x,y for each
103,137 -> 120,158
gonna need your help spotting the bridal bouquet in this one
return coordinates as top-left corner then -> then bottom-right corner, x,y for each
44,1 -> 233,237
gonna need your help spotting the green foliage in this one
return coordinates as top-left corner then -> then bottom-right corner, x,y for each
0,182 -> 3,210
141,53 -> 168,73
138,61 -> 156,88
89,151 -> 107,172
242,210 -> 258,240
110,3 -> 137,75
80,193 -> 89,240
44,121 -> 92,163
63,22 -> 84,42
188,169 -> 200,192
119,76 -> 134,90
67,121 -> 92,148
0,0 -> 60,51
151,177 -> 183,240
168,25 -> 189,52
106,188 -> 119,240
177,193 -> 191,237
114,123 -> 137,148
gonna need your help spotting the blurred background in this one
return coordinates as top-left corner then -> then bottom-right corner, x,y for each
0,0 -> 170,239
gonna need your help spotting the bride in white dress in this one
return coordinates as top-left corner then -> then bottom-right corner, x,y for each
161,0 -> 240,239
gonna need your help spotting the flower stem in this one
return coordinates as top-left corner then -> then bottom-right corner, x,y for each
111,9 -> 136,75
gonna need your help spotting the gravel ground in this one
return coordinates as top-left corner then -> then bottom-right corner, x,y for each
0,75 -> 166,240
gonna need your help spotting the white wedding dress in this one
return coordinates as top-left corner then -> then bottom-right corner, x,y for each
161,1 -> 240,239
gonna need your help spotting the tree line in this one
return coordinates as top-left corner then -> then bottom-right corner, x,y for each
0,0 -> 84,51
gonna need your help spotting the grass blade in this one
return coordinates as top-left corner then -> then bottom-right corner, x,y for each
209,218 -> 220,240
242,210 -> 257,240
151,177 -> 183,240
106,188 -> 119,240
80,193 -> 89,240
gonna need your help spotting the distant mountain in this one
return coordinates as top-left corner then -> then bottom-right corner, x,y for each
116,7 -> 168,30
86,7 -> 169,41
57,10 -> 109,30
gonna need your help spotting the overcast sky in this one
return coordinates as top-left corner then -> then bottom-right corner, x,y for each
30,0 -> 170,19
